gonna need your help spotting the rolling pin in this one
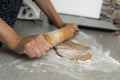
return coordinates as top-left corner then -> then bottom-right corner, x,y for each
43,26 -> 93,61
43,26 -> 74,46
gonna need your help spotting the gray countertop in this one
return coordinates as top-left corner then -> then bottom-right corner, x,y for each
0,16 -> 120,80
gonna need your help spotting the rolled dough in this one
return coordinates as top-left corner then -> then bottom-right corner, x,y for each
55,41 -> 93,61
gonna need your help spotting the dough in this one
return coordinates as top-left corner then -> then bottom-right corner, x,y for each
55,41 -> 93,61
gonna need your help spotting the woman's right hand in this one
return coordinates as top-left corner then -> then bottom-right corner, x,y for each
15,34 -> 52,58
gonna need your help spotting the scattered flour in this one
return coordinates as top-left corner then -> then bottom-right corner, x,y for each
16,65 -> 29,71
39,32 -> 120,79
14,31 -> 120,80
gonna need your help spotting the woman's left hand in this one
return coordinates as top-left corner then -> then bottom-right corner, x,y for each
60,23 -> 80,36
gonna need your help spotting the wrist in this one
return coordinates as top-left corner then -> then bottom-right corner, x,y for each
11,35 -> 23,51
57,22 -> 66,28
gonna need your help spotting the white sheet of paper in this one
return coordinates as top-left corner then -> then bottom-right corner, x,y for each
51,0 -> 103,18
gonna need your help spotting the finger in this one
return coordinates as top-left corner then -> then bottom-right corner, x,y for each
24,46 -> 36,58
42,38 -> 52,50
72,24 -> 79,31
44,39 -> 53,49
35,38 -> 46,56
40,39 -> 49,51
41,35 -> 53,49
70,24 -> 78,30
72,25 -> 79,33
38,35 -> 51,51
74,31 -> 80,36
36,35 -> 47,49
32,40 -> 43,57
39,39 -> 49,56
32,47 -> 42,57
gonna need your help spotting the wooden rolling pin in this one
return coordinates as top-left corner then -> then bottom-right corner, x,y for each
43,26 -> 74,46
43,26 -> 93,61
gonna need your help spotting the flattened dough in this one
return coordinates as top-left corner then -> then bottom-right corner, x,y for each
55,41 -> 93,61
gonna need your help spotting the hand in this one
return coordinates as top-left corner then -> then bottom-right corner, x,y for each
61,23 -> 79,36
14,34 -> 52,58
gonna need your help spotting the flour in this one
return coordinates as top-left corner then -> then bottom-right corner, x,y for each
16,65 -> 29,71
40,32 -> 120,79
14,31 -> 120,80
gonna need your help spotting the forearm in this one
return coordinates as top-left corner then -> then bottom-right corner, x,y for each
0,19 -> 22,50
34,0 -> 64,28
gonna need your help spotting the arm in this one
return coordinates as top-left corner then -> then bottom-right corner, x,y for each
34,0 -> 64,28
0,19 -> 22,50
34,0 -> 79,35
0,18 -> 51,58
